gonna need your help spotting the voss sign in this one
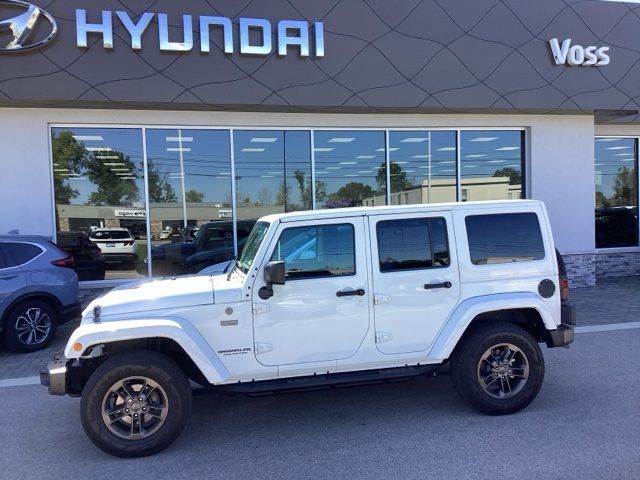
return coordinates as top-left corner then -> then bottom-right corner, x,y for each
549,38 -> 610,66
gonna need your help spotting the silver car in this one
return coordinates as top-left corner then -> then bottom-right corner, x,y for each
0,235 -> 80,353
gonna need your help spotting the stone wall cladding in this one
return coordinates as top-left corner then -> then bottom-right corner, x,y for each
563,253 -> 596,288
596,252 -> 640,279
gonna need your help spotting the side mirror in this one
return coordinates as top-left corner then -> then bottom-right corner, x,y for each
264,261 -> 286,285
259,261 -> 286,299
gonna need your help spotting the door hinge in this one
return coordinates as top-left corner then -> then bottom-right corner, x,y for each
253,303 -> 270,315
374,294 -> 390,305
376,331 -> 392,343
254,342 -> 273,354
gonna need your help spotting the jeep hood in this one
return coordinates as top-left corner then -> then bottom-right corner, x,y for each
84,275 -> 215,319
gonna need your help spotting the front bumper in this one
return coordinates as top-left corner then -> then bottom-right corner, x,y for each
40,352 -> 72,396
547,304 -> 576,348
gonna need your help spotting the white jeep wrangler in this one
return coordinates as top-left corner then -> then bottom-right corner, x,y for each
41,200 -> 575,457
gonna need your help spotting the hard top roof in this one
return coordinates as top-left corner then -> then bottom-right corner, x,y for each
260,200 -> 543,224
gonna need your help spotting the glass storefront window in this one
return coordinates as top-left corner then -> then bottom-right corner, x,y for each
594,137 -> 638,248
144,129 -> 233,276
52,127 -> 146,281
460,130 -> 524,201
314,131 -> 386,208
234,130 -> 312,220
388,131 -> 457,205
50,126 -> 528,282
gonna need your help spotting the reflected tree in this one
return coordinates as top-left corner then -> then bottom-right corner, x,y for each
147,160 -> 177,203
493,167 -> 522,185
612,166 -> 636,206
328,182 -> 374,207
51,131 -> 85,204
85,151 -> 140,206
376,161 -> 410,192
184,189 -> 204,203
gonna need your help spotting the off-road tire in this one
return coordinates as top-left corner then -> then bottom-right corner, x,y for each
450,321 -> 545,415
80,350 -> 192,458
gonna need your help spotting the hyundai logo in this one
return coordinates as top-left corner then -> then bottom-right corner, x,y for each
0,0 -> 57,52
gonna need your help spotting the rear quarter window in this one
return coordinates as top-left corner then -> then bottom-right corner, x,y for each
465,213 -> 545,265
2,242 -> 43,267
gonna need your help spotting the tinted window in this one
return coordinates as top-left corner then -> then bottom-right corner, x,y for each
3,242 -> 43,267
271,224 -> 355,279
90,230 -> 131,240
465,213 -> 545,265
0,247 -> 7,269
594,137 -> 638,248
377,218 -> 450,272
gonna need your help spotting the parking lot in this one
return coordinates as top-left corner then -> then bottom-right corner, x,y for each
0,277 -> 638,479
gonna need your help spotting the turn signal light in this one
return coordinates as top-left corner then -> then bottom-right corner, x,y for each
52,256 -> 75,268
560,278 -> 570,301
73,342 -> 83,352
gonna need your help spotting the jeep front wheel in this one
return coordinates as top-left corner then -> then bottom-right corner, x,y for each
80,350 -> 192,457
450,322 -> 545,415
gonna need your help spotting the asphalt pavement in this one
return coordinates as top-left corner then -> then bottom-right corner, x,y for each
0,328 -> 638,480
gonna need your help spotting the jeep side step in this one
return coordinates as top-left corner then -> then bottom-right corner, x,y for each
206,364 -> 442,396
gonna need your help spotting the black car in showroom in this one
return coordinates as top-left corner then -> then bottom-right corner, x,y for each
140,219 -> 256,276
56,232 -> 106,281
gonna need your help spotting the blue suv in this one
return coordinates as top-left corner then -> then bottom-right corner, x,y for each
0,236 -> 80,352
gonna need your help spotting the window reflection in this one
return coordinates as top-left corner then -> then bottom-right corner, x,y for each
234,130 -> 312,219
460,131 -> 524,201
594,137 -> 638,248
314,131 -> 386,208
144,129 -> 233,276
388,131 -> 457,205
52,127 -> 146,280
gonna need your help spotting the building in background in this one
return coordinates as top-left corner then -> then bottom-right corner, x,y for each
0,0 -> 639,286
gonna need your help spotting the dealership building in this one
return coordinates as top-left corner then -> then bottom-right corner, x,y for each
1,0 -> 639,287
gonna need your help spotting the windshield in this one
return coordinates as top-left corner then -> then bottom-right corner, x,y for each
237,221 -> 270,273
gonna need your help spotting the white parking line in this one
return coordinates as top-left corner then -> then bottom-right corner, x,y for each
575,321 -> 640,334
0,323 -> 638,389
0,376 -> 40,388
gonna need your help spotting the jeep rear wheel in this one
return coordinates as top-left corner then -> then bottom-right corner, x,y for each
80,350 -> 192,457
450,322 -> 545,415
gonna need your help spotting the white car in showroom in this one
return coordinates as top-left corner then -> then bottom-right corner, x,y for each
88,228 -> 137,270
41,201 -> 575,457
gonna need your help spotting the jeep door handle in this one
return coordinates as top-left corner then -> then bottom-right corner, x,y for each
424,282 -> 452,290
336,288 -> 365,297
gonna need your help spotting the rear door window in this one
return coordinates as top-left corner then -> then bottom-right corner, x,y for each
376,217 -> 450,272
465,213 -> 545,265
2,242 -> 43,267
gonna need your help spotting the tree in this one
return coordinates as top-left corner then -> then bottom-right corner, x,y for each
51,131 -> 85,204
328,182 -> 374,207
595,191 -> 610,209
612,166 -> 636,206
147,160 -> 177,203
293,170 -> 325,210
85,150 -> 140,206
376,161 -> 411,192
493,167 -> 522,185
184,189 -> 204,203
256,187 -> 274,206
